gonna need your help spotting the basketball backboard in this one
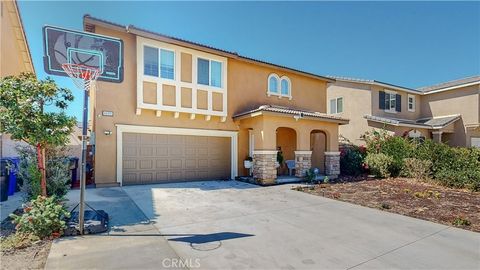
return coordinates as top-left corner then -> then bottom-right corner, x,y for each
43,25 -> 123,83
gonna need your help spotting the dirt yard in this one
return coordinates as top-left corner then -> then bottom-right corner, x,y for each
295,177 -> 480,232
1,209 -> 51,270
0,240 -> 51,270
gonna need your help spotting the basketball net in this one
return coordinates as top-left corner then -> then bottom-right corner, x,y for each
62,63 -> 100,91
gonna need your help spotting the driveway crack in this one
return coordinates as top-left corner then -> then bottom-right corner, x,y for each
346,226 -> 451,270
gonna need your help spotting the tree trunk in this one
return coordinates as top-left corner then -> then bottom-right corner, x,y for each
36,143 -> 47,196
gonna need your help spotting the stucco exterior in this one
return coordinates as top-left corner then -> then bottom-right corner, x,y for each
87,17 -> 345,186
327,77 -> 480,147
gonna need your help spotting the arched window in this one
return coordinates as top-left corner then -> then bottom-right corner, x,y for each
268,74 -> 279,94
267,74 -> 291,99
280,77 -> 290,96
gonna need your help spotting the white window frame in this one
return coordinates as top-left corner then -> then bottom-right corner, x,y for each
408,94 -> 415,112
197,57 -> 223,89
136,36 -> 228,118
267,73 -> 292,99
159,48 -> 176,80
384,90 -> 397,114
329,97 -> 343,114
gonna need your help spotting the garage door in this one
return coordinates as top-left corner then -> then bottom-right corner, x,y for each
122,133 -> 231,185
472,137 -> 480,148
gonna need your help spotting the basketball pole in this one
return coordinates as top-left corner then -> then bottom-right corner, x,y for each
78,83 -> 89,235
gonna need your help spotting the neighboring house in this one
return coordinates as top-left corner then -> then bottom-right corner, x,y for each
0,0 -> 35,159
327,76 -> 480,147
0,0 -> 82,166
83,15 -> 349,187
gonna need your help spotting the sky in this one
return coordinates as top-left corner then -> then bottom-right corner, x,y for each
18,1 -> 480,120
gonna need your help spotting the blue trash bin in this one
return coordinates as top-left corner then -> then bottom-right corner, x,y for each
6,157 -> 19,196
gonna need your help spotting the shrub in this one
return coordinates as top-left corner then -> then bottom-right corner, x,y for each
365,153 -> 393,178
0,233 -> 40,251
17,146 -> 71,201
363,129 -> 392,154
340,145 -> 367,176
429,147 -> 480,191
10,196 -> 70,239
380,137 -> 412,176
401,158 -> 432,180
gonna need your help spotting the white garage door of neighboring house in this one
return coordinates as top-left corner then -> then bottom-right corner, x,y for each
472,137 -> 480,148
116,125 -> 237,186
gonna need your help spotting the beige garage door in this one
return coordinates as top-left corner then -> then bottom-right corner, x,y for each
122,133 -> 231,185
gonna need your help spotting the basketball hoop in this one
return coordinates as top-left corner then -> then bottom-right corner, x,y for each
61,63 -> 101,235
62,63 -> 100,90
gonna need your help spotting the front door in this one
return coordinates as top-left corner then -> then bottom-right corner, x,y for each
310,132 -> 326,173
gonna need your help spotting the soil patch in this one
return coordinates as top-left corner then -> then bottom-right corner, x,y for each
0,240 -> 51,270
295,177 -> 480,232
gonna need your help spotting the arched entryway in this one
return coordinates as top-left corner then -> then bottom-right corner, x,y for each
276,127 -> 297,176
310,130 -> 327,173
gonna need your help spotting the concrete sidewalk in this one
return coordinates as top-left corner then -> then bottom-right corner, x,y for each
46,188 -> 184,270
0,191 -> 24,221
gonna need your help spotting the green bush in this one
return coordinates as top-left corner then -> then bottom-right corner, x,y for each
10,196 -> 70,239
363,128 -> 480,191
340,145 -> 367,176
365,153 -> 393,178
401,158 -> 432,180
380,137 -> 412,176
16,145 -> 71,201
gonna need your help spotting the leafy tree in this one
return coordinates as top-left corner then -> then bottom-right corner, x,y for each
0,73 -> 76,196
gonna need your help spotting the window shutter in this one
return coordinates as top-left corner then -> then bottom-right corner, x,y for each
379,91 -> 386,110
396,94 -> 401,112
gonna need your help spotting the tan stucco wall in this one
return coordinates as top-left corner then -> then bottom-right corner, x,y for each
327,81 -> 372,144
0,0 -> 33,77
421,85 -> 479,123
91,25 -> 337,184
228,59 -> 328,115
421,85 -> 480,146
1,0 -> 35,158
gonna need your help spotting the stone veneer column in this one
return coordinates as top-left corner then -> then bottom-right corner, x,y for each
294,151 -> 312,177
325,152 -> 340,179
432,131 -> 443,143
253,150 -> 277,185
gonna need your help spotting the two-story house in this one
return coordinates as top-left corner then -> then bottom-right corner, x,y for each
83,15 -> 348,187
327,76 -> 480,147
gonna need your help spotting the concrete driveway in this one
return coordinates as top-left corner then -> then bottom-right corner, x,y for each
122,181 -> 480,270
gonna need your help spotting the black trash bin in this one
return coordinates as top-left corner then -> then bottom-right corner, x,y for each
0,159 -> 10,202
69,157 -> 79,188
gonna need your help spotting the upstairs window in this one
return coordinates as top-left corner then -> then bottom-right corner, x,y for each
144,46 -> 175,79
267,73 -> 291,98
408,94 -> 416,112
385,92 -> 396,111
379,90 -> 401,113
330,97 -> 343,114
268,74 -> 279,94
281,77 -> 290,96
197,58 -> 223,87
160,49 -> 175,80
144,46 -> 158,76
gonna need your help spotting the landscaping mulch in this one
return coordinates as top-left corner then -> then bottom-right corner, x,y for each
295,176 -> 480,232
